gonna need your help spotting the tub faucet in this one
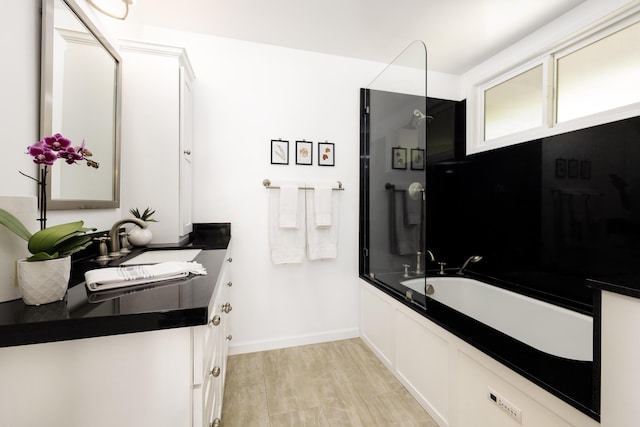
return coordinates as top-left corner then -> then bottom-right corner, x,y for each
416,250 -> 435,275
457,255 -> 483,275
108,218 -> 148,257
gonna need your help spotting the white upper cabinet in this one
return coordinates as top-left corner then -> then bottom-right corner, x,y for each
120,40 -> 195,244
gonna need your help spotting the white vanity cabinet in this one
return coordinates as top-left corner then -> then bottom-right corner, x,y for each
193,245 -> 233,427
0,247 -> 232,427
119,40 -> 195,244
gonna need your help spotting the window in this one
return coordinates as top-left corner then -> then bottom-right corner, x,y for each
556,20 -> 640,123
476,11 -> 640,150
484,65 -> 544,140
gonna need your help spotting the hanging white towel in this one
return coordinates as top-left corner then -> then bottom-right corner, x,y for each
278,184 -> 299,228
306,189 -> 339,260
269,187 -> 306,264
313,185 -> 333,227
403,191 -> 422,225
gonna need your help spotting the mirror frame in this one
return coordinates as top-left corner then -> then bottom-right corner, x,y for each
41,0 -> 121,209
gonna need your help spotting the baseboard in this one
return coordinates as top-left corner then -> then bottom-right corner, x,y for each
228,327 -> 360,355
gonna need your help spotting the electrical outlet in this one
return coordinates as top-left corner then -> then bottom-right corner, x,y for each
488,387 -> 522,424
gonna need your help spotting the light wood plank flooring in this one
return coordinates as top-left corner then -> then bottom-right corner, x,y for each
221,338 -> 439,426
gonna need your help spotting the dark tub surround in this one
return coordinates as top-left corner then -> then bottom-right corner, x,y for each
427,115 -> 640,313
0,223 -> 231,348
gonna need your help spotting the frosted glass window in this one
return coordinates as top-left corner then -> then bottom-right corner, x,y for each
484,65 -> 543,140
557,20 -> 640,122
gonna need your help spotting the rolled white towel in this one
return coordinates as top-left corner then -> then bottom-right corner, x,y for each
85,261 -> 207,292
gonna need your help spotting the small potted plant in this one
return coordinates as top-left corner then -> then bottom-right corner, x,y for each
0,208 -> 95,305
128,207 -> 158,246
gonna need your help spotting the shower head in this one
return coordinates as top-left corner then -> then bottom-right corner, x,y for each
402,109 -> 433,129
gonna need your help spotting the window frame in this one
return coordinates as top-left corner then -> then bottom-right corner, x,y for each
471,7 -> 640,155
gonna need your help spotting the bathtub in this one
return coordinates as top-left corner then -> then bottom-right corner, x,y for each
401,276 -> 593,362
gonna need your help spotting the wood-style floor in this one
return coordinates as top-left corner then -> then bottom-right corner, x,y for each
221,338 -> 439,426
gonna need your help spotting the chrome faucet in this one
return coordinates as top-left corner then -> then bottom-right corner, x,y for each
457,255 -> 483,275
416,250 -> 435,275
108,218 -> 148,257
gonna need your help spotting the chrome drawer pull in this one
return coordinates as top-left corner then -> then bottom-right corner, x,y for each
210,366 -> 221,377
209,315 -> 221,326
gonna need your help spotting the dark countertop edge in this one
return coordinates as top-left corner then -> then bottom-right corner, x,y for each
587,277 -> 640,299
0,308 -> 207,349
362,277 -> 600,422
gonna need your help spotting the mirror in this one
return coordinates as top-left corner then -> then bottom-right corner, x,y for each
41,0 -> 121,209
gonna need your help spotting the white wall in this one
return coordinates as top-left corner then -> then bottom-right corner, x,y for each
0,0 -> 43,201
0,0 -> 460,351
115,25 -> 460,352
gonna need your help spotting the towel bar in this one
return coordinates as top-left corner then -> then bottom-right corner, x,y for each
263,179 -> 344,191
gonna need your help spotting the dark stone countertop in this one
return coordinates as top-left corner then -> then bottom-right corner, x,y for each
587,274 -> 640,299
0,226 -> 230,349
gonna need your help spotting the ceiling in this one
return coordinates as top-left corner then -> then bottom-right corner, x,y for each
121,0 -> 587,74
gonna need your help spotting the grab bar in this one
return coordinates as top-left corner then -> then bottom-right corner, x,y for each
263,179 -> 344,191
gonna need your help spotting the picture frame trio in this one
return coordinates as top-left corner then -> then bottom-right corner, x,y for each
271,139 -> 335,166
392,147 -> 424,171
555,158 -> 591,179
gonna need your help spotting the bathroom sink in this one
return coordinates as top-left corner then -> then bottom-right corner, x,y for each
119,248 -> 202,265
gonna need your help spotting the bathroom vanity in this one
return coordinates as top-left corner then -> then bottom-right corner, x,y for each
0,238 -> 232,427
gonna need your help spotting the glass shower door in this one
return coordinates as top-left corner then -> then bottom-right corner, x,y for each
359,41 -> 429,308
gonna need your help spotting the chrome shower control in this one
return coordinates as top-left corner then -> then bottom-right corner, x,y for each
438,262 -> 447,275
403,263 -> 411,277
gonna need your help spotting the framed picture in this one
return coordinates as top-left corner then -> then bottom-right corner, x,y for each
271,139 -> 289,165
568,159 -> 579,178
555,158 -> 566,178
296,140 -> 313,165
580,160 -> 591,180
410,148 -> 425,170
318,142 -> 335,166
392,147 -> 407,170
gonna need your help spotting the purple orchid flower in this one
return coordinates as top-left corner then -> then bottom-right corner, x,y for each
58,146 -> 85,164
42,133 -> 72,152
26,141 -> 58,166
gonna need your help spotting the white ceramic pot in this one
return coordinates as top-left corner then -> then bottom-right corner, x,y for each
17,257 -> 71,306
128,227 -> 153,247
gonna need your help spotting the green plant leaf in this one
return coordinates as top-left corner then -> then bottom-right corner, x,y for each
55,234 -> 93,257
130,207 -> 158,222
26,251 -> 60,262
27,221 -> 85,255
0,208 -> 33,241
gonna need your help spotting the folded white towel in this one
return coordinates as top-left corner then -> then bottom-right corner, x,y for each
306,190 -> 339,260
278,185 -> 299,228
313,185 -> 333,227
270,187 -> 306,264
84,261 -> 207,292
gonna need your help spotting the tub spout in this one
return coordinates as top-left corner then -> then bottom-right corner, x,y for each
457,255 -> 483,275
416,250 -> 435,275
109,218 -> 148,257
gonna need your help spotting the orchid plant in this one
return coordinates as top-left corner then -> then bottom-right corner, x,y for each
22,133 -> 99,229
